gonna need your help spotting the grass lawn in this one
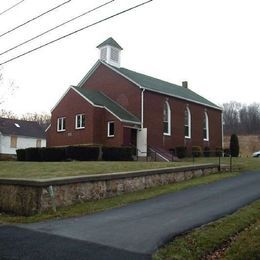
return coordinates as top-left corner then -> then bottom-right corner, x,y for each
0,161 -> 190,179
153,200 -> 260,260
184,156 -> 260,171
0,156 -> 259,180
223,218 -> 260,259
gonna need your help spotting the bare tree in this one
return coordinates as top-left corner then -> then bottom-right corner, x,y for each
222,101 -> 241,134
0,68 -> 18,105
223,102 -> 260,135
0,109 -> 16,118
20,112 -> 51,127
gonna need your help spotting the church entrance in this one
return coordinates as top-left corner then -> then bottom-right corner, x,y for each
123,127 -> 137,147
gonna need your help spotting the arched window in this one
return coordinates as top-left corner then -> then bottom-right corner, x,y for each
163,101 -> 171,135
184,107 -> 191,138
203,111 -> 209,141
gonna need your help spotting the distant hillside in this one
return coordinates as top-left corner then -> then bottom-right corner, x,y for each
224,135 -> 260,157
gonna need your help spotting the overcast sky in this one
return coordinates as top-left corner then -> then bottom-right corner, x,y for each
0,0 -> 259,115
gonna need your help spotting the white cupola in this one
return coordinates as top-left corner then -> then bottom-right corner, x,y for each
97,37 -> 123,68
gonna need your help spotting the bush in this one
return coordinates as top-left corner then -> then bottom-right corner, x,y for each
66,146 -> 99,161
25,148 -> 42,161
203,146 -> 211,157
192,146 -> 202,157
102,147 -> 133,161
224,148 -> 230,157
230,134 -> 240,157
215,147 -> 223,157
175,146 -> 187,159
16,149 -> 26,161
41,147 -> 66,162
16,146 -> 133,162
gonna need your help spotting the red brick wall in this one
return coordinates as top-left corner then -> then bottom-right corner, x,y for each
103,110 -> 124,147
143,90 -> 222,153
81,63 -> 142,119
47,89 -> 95,147
47,88 -> 124,147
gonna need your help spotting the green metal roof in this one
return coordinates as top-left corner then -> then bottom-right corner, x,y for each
110,66 -> 220,109
96,37 -> 123,50
72,86 -> 140,124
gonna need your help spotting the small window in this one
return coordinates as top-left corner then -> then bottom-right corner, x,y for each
75,114 -> 86,129
110,47 -> 119,62
36,139 -> 42,148
10,136 -> 17,148
57,117 -> 66,132
184,107 -> 191,138
163,101 -> 171,135
107,121 -> 115,137
203,112 -> 209,141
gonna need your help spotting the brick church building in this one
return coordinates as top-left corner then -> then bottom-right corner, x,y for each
47,37 -> 223,158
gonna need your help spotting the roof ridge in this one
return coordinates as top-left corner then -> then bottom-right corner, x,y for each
118,66 -> 182,88
0,117 -> 41,124
78,60 -> 221,110
97,90 -> 140,121
105,63 -> 220,110
72,86 -> 141,124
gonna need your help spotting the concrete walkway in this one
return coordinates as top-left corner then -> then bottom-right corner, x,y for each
1,172 -> 260,259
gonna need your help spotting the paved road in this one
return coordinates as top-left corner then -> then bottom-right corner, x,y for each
1,172 -> 260,260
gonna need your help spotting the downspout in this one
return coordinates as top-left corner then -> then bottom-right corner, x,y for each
141,88 -> 145,129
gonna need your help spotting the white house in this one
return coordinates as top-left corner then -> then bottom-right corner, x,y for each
0,117 -> 46,159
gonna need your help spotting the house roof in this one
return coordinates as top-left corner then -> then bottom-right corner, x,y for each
109,65 -> 221,110
72,87 -> 141,125
96,37 -> 123,50
78,60 -> 221,110
0,118 -> 46,138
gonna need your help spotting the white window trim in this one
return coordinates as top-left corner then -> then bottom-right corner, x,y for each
107,121 -> 115,137
75,114 -> 85,129
203,111 -> 209,141
163,101 -> 171,136
57,117 -> 66,132
185,107 -> 191,139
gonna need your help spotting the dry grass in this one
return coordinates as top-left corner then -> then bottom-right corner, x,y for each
224,135 -> 260,156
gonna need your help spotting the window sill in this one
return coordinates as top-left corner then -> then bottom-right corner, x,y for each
57,130 -> 66,132
185,136 -> 191,139
75,127 -> 85,130
107,135 -> 115,138
163,133 -> 171,136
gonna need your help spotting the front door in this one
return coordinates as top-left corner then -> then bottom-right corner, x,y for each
123,127 -> 137,147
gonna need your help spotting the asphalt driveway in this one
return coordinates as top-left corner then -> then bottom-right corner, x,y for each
1,171 -> 260,259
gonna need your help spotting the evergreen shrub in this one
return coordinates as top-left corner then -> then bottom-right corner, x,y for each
102,147 -> 133,161
203,146 -> 211,157
16,149 -> 26,161
230,134 -> 240,157
175,146 -> 187,159
66,146 -> 99,161
192,146 -> 202,157
41,147 -> 66,161
215,147 -> 223,157
25,148 -> 41,161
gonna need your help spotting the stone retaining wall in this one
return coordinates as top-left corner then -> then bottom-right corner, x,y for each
0,164 -> 220,216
